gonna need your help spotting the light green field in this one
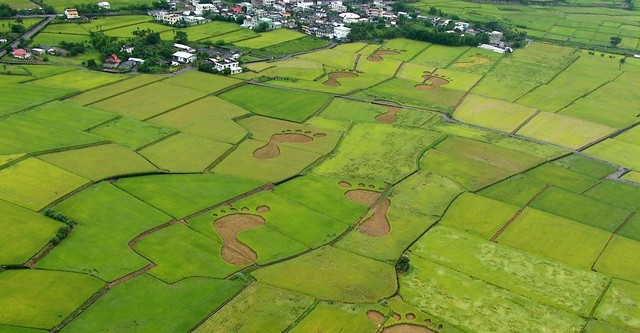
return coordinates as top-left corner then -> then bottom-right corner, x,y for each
594,235 -> 640,284
147,96 -> 248,144
497,208 -> 610,269
412,226 -> 609,316
115,173 -> 263,218
194,283 -> 315,333
211,190 -> 345,252
0,269 -> 104,330
439,192 -> 520,239
390,171 -> 465,216
517,112 -> 616,149
234,29 -> 305,49
526,162 -> 600,193
314,123 -> 444,183
209,28 -> 258,43
0,113 -> 105,155
584,139 -> 640,171
90,81 -> 209,120
253,246 -> 397,302
162,70 -> 242,93
274,175 -> 383,224
401,255 -> 586,332
219,84 -> 331,122
530,187 -> 632,232
454,94 -> 538,132
447,48 -> 502,75
212,139 -> 323,182
26,70 -> 126,92
139,133 -> 231,173
134,223 -> 240,283
297,48 -> 358,70
105,22 -> 173,38
0,79 -> 76,117
335,206 -> 439,262
89,117 -> 176,150
63,274 -> 243,333
32,33 -> 92,46
0,200 -> 61,265
622,171 -> 640,183
551,154 -> 618,179
0,158 -> 89,211
290,302 -> 385,333
594,279 -> 640,331
0,0 -> 38,9
36,182 -> 171,281
410,44 -> 470,68
319,98 -> 437,127
380,38 -> 432,61
69,74 -> 165,106
39,143 -> 157,181
19,101 -> 117,131
584,180 -> 640,211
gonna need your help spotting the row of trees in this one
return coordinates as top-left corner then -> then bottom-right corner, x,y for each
0,3 -> 55,17
348,21 -> 491,47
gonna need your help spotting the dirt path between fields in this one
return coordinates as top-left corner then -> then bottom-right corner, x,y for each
491,184 -> 552,242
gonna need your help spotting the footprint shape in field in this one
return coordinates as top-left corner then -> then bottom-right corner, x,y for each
253,130 -> 326,159
323,71 -> 359,86
367,310 -> 439,333
339,181 -> 390,237
374,101 -> 402,124
212,205 -> 270,266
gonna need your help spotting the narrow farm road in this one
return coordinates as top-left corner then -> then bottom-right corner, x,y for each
0,14 -> 56,58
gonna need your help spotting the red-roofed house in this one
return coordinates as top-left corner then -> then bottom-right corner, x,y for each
103,54 -> 121,68
11,48 -> 31,59
231,6 -> 242,13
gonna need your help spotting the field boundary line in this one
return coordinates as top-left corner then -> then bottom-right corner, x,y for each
512,51 -> 580,104
140,94 -> 213,122
577,120 -> 640,152
187,282 -> 254,332
82,75 -> 171,107
31,140 -> 111,157
303,94 -> 335,123
83,115 -> 121,132
441,46 -> 471,69
588,278 -> 613,319
204,133 -> 249,172
282,300 -> 320,333
353,53 -> 361,71
39,181 -> 96,213
490,184 -> 553,242
298,122 -> 354,174
134,130 -> 180,152
590,211 -> 636,271
511,110 -> 541,135
181,182 -> 275,221
212,80 -> 247,96
556,71 -> 624,114
453,52 -> 504,110
405,44 -> 432,63
51,286 -> 111,332
393,61 -> 404,78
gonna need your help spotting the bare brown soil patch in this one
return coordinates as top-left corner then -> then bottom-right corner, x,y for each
214,214 -> 265,265
383,324 -> 436,333
254,132 -> 324,159
367,310 -> 386,324
323,71 -> 359,86
392,312 -> 402,320
359,197 -> 391,237
345,189 -> 381,206
416,77 -> 449,90
256,205 -> 270,213
454,55 -> 490,68
339,181 -> 352,188
376,106 -> 400,124
368,50 -> 403,62
405,313 -> 416,320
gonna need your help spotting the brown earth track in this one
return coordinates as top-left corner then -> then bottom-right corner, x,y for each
383,324 -> 436,333
253,132 -> 325,159
367,310 -> 386,324
214,214 -> 265,265
367,50 -> 402,62
376,106 -> 400,124
323,71 -> 359,86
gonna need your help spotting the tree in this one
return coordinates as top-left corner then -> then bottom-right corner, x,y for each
10,23 -> 25,34
174,31 -> 188,44
222,67 -> 231,75
86,59 -> 98,69
395,256 -> 410,273
619,57 -> 626,69
610,36 -> 622,47
254,22 -> 270,33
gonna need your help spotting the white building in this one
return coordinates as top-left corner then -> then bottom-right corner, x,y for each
489,31 -> 503,44
329,1 -> 346,12
478,44 -> 510,54
333,25 -> 350,40
183,16 -> 206,25
64,8 -> 79,19
211,58 -> 243,74
174,43 -> 196,53
339,12 -> 360,23
97,1 -> 110,9
195,3 -> 215,12
172,51 -> 196,63
160,13 -> 183,25
262,0 -> 275,6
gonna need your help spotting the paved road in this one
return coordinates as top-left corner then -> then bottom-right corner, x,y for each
0,15 -> 55,58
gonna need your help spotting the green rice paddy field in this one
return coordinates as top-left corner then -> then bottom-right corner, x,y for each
1,15 -> 640,333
